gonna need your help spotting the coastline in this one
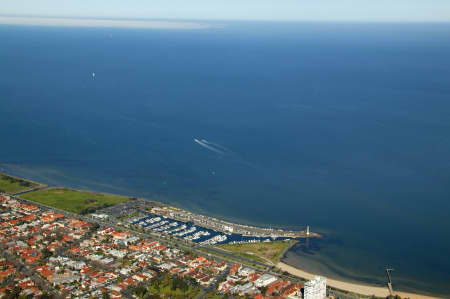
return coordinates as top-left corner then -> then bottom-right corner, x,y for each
0,172 -> 45,188
277,262 -> 441,299
0,170 -> 445,298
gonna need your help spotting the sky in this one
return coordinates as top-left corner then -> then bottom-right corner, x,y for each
1,0 -> 450,23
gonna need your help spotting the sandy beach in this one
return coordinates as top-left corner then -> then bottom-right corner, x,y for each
277,262 -> 441,299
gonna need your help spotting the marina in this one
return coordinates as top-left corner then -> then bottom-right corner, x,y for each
130,213 -> 295,246
108,199 -> 320,246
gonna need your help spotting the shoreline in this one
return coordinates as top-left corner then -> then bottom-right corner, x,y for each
0,170 -> 444,298
1,166 -> 313,233
277,262 -> 441,299
0,172 -> 45,187
1,168 -> 316,240
0,171 -> 47,189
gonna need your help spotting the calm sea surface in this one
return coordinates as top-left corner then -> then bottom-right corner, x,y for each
1,22 -> 450,296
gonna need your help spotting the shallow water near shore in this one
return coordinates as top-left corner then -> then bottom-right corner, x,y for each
1,22 -> 450,296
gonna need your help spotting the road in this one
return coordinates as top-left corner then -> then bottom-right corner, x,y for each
0,246 -> 60,298
12,195 -> 361,299
12,186 -> 49,196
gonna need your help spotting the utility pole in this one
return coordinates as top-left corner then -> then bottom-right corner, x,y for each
386,267 -> 395,296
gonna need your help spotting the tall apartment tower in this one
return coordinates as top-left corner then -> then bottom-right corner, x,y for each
304,276 -> 327,299
306,225 -> 310,236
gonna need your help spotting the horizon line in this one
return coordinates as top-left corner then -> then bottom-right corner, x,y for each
1,14 -> 450,26
0,16 -> 214,30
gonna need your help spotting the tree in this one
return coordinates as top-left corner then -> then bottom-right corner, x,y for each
260,286 -> 268,295
39,293 -> 54,299
5,286 -> 21,299
171,276 -> 189,292
134,286 -> 147,298
42,248 -> 52,259
186,276 -> 198,286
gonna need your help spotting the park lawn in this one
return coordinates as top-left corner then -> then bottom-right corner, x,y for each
0,174 -> 41,194
21,188 -> 129,214
198,248 -> 266,270
217,240 -> 298,265
234,251 -> 268,264
143,275 -> 202,299
203,293 -> 223,299
148,284 -> 202,298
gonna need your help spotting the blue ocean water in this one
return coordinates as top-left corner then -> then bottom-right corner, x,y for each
1,22 -> 450,295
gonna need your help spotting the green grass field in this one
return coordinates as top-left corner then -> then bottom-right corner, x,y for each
0,174 -> 41,194
135,274 -> 202,299
228,251 -> 268,264
217,240 -> 298,265
21,188 -> 130,214
197,248 -> 267,270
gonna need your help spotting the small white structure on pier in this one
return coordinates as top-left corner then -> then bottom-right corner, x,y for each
304,276 -> 327,299
223,225 -> 234,233
91,213 -> 109,220
306,225 -> 310,236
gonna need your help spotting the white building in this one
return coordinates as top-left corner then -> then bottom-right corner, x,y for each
223,225 -> 234,233
108,249 -> 127,259
239,267 -> 255,276
304,276 -> 327,299
254,274 -> 278,287
91,213 -> 109,220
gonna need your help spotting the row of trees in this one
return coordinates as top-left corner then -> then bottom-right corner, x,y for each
2,287 -> 53,299
0,175 -> 34,188
80,203 -> 113,215
134,273 -> 200,299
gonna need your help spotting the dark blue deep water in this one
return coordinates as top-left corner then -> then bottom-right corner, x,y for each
1,22 -> 450,296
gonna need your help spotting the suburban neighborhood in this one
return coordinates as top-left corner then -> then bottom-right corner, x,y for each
0,191 -> 331,299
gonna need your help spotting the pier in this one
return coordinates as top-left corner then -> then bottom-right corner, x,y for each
144,204 -> 320,239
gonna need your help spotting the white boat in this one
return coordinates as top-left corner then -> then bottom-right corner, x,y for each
199,234 -> 227,246
154,224 -> 171,232
145,217 -> 161,224
174,226 -> 197,237
184,231 -> 210,241
147,220 -> 168,229
168,224 -> 186,234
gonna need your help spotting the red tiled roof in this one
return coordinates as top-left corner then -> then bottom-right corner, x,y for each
62,235 -> 73,242
20,214 -> 37,222
36,266 -> 55,278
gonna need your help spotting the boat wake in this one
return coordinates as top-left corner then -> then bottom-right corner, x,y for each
200,139 -> 233,154
194,138 -> 229,155
193,137 -> 262,172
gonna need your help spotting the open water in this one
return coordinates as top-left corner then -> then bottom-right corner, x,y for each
1,21 -> 450,296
